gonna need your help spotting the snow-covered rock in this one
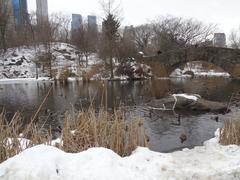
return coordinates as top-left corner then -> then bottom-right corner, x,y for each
1,131 -> 240,180
115,58 -> 152,80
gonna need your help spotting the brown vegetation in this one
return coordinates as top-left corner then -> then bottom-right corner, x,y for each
0,108 -> 148,163
219,119 -> 240,145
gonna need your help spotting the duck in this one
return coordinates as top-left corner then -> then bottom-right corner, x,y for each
180,133 -> 187,143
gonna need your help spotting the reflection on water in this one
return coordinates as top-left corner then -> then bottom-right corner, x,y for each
0,77 -> 239,152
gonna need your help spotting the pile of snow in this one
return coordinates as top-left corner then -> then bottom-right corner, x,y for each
1,129 -> 240,179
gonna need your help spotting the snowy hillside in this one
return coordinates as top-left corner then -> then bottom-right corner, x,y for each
0,43 -> 152,81
0,43 -> 101,80
1,129 -> 240,179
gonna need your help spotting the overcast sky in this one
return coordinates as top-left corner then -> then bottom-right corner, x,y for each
28,0 -> 240,37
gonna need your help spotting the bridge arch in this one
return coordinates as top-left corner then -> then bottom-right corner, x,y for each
140,47 -> 240,78
169,61 -> 230,77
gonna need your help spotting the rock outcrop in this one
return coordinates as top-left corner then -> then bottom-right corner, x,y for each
147,94 -> 228,113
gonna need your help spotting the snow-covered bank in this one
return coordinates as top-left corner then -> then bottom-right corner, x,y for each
0,43 -> 152,81
1,130 -> 240,180
170,62 -> 231,78
0,43 -> 101,80
0,77 -> 51,84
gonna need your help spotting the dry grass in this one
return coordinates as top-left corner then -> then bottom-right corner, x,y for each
0,110 -> 52,163
219,119 -> 240,145
0,111 -> 23,162
61,109 -> 148,156
0,108 -> 148,163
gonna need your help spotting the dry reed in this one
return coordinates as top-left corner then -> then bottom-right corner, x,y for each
0,110 -> 52,163
61,108 -> 148,156
0,108 -> 148,163
219,119 -> 240,145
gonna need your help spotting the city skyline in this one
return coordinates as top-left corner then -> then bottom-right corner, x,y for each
27,0 -> 240,37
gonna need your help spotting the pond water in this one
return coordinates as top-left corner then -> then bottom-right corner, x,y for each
0,77 -> 240,152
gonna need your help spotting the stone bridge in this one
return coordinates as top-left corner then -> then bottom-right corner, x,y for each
139,47 -> 240,78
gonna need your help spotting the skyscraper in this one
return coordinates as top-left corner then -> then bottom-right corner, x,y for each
36,0 -> 48,25
11,0 -> 28,25
87,15 -> 97,30
213,33 -> 226,48
71,14 -> 82,31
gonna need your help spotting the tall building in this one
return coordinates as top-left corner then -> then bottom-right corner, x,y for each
87,15 -> 97,30
123,25 -> 135,40
36,0 -> 48,25
11,0 -> 28,26
71,14 -> 82,31
213,33 -> 226,47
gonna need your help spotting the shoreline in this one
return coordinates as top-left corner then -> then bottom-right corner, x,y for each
0,74 -> 232,84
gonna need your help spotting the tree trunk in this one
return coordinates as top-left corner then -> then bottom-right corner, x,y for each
85,55 -> 88,67
35,64 -> 39,79
110,55 -> 114,79
0,29 -> 7,52
49,62 -> 52,78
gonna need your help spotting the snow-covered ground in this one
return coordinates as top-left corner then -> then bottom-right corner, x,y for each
0,43 -> 102,80
1,45 -> 230,81
0,43 -> 152,81
170,62 -> 230,78
1,129 -> 240,180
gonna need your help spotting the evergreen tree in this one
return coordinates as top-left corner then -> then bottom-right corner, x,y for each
102,13 -> 120,79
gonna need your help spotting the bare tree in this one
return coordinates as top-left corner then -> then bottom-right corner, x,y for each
35,15 -> 56,78
72,21 -> 98,67
0,0 -> 11,52
50,12 -> 71,43
134,24 -> 153,53
116,26 -> 137,62
152,16 -> 216,52
7,12 -> 37,48
229,28 -> 240,49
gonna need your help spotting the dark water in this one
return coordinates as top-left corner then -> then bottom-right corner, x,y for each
0,78 -> 240,152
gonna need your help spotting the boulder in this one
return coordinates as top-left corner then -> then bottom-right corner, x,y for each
189,99 -> 228,113
147,94 -> 228,113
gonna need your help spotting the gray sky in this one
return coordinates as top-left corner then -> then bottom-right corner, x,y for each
28,0 -> 240,36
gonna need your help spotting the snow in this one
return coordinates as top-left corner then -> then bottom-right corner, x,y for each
5,138 -> 31,150
1,130 -> 240,180
170,63 -> 231,78
172,93 -> 200,101
195,71 -> 230,77
0,77 -> 51,84
0,43 -> 102,80
170,68 -> 193,78
50,138 -> 63,146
